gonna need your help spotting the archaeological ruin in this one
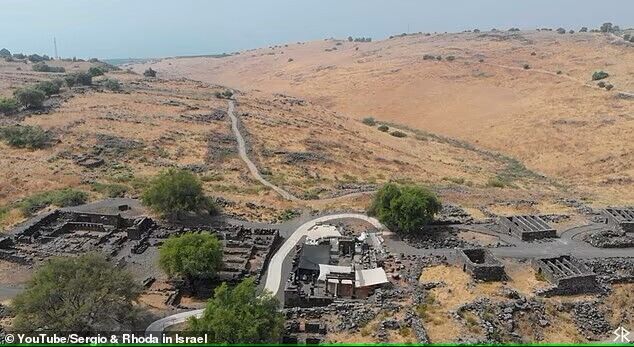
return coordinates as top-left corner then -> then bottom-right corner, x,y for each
601,207 -> 634,232
498,215 -> 557,241
456,248 -> 506,281
531,255 -> 599,296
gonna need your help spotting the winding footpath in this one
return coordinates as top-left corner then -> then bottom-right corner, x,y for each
227,99 -> 376,202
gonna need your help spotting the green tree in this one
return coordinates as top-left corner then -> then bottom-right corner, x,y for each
103,78 -> 122,91
13,87 -> 46,109
34,80 -> 61,96
142,168 -> 215,218
188,278 -> 284,344
159,232 -> 223,283
12,253 -> 141,333
369,183 -> 442,233
88,66 -> 104,77
0,97 -> 19,114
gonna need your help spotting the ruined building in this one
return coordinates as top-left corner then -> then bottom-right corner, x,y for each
531,255 -> 599,296
498,215 -> 557,241
456,248 -> 506,281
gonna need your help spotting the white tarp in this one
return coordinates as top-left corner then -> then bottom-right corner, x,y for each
317,264 -> 352,281
305,224 -> 342,244
355,268 -> 389,288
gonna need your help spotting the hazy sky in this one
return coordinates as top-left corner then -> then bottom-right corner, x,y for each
1,0 -> 632,59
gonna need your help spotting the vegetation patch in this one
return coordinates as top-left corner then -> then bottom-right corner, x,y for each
0,125 -> 52,149
18,188 -> 88,216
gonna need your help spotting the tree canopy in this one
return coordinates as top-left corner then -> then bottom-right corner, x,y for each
368,183 -> 442,233
188,278 -> 284,344
159,232 -> 223,281
12,253 -> 141,333
142,168 -> 215,218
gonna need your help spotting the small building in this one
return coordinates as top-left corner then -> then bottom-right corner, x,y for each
295,244 -> 331,279
498,215 -> 557,241
456,248 -> 506,281
318,264 -> 388,299
531,255 -> 598,295
602,208 -> 634,232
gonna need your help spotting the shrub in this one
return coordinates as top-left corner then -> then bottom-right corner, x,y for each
91,182 -> 128,198
423,54 -> 435,60
597,81 -> 606,88
523,64 -> 530,70
12,254 -> 140,333
64,72 -> 92,87
580,27 -> 588,33
0,98 -> 19,114
378,124 -> 389,132
159,233 -> 223,281
592,71 -> 609,81
446,55 -> 455,61
13,53 -> 26,60
473,29 -> 480,33
0,125 -> 51,149
0,48 -> 10,57
486,177 -> 506,188
27,54 -> 45,63
390,131 -> 407,138
88,66 -> 104,77
13,87 -> 46,109
568,30 -> 575,34
600,22 -> 613,33
103,78 -> 122,91
18,188 -> 87,216
368,183 -> 442,233
362,117 -> 376,126
556,28 -> 566,34
605,83 -> 614,91
624,34 -> 631,41
214,89 -> 233,99
34,80 -> 61,96
142,168 -> 216,219
556,70 -> 562,75
31,62 -> 65,73
287,58 -> 293,62
143,67 -> 157,77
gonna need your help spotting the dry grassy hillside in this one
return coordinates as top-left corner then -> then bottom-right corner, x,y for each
131,30 -> 633,205
0,57 -> 573,230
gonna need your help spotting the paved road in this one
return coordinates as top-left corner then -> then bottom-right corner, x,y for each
227,99 -> 377,202
263,213 -> 384,295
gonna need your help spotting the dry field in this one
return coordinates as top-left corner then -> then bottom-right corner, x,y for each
131,30 -> 633,205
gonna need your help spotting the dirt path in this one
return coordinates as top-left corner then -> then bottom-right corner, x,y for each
227,99 -> 376,202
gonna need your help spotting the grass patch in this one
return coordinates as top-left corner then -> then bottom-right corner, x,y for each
486,177 -> 506,188
200,172 -> 223,182
91,182 -> 128,198
443,176 -> 466,185
0,125 -> 52,149
18,188 -> 88,216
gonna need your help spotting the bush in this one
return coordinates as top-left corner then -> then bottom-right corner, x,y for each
600,22 -> 613,33
486,177 -> 506,188
378,124 -> 389,132
31,62 -> 65,73
597,81 -> 606,88
390,131 -> 407,138
215,89 -> 233,99
103,78 -> 122,91
446,55 -> 455,61
523,64 -> 530,70
580,27 -> 588,33
568,30 -> 575,34
592,71 -> 609,81
142,168 -> 216,219
188,278 -> 283,343
18,188 -> 87,216
368,183 -> 441,233
64,72 -> 92,87
91,182 -> 128,198
0,125 -> 51,149
556,28 -> 566,34
12,254 -> 140,333
0,48 -> 10,57
159,233 -> 223,281
362,117 -> 376,126
27,54 -> 45,63
13,87 -> 46,109
143,67 -> 157,77
605,83 -> 614,91
0,97 -> 19,114
423,54 -> 435,60
88,66 -> 104,77
34,80 -> 61,96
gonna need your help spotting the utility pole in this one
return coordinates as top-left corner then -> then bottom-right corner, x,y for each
53,37 -> 58,59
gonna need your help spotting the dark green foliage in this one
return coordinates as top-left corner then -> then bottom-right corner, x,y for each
13,87 -> 46,109
580,27 -> 588,33
188,278 -> 284,344
88,66 -> 104,77
556,28 -> 566,34
0,97 -> 19,114
0,125 -> 51,149
159,232 -> 223,281
362,117 -> 376,126
390,131 -> 407,138
34,80 -> 61,96
600,22 -> 613,33
103,78 -> 122,91
13,53 -> 26,60
423,54 -> 436,60
378,124 -> 389,132
27,54 -> 45,63
368,183 -> 442,233
18,188 -> 88,216
592,71 -> 609,81
31,62 -> 65,73
12,254 -> 140,333
0,48 -> 10,57
214,89 -> 233,99
64,72 -> 93,87
143,67 -> 157,77
91,182 -> 128,198
142,168 -> 216,218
